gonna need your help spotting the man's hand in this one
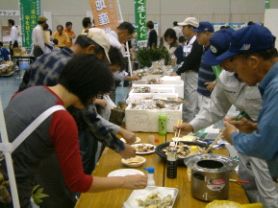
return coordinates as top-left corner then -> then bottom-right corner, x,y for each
119,144 -> 136,159
170,72 -> 178,76
119,128 -> 136,144
94,98 -> 107,108
225,117 -> 257,133
222,121 -> 238,143
173,122 -> 194,135
205,81 -> 216,92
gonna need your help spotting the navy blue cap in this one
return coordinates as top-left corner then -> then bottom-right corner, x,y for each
202,28 -> 234,65
195,21 -> 214,33
216,24 -> 275,63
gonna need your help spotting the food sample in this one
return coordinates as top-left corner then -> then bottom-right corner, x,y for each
130,99 -> 180,110
137,193 -> 173,208
122,156 -> 146,167
133,144 -> 155,153
163,143 -> 203,158
133,87 -> 151,93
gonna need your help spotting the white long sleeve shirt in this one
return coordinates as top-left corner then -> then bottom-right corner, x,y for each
190,71 -> 262,131
10,25 -> 18,44
32,25 -> 46,53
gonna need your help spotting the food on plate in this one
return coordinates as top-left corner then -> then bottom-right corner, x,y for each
163,143 -> 203,158
172,135 -> 197,142
130,99 -> 180,110
137,193 -> 173,208
148,79 -> 160,84
133,87 -> 151,93
121,156 -> 146,167
133,144 -> 155,153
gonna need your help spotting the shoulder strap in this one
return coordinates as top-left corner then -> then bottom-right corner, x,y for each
11,105 -> 65,152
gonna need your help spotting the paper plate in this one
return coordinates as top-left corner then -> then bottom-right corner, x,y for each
121,156 -> 146,168
107,169 -> 145,177
131,143 -> 156,155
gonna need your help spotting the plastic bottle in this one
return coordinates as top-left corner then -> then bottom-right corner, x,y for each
158,114 -> 168,136
144,167 -> 155,187
167,142 -> 177,178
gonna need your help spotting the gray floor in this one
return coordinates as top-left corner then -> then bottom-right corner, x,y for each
0,74 -> 22,108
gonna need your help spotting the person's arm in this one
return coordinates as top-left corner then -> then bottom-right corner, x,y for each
176,41 -> 203,75
189,79 -> 232,131
228,87 -> 278,160
51,111 -> 146,192
10,27 -> 17,43
97,113 -> 121,133
50,111 -> 93,192
37,28 -> 46,53
88,175 -> 147,192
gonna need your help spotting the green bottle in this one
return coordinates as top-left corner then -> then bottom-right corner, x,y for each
158,114 -> 168,135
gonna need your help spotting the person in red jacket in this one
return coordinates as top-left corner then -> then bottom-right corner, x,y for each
4,55 -> 147,208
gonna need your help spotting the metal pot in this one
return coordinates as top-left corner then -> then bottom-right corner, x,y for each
185,154 -> 237,202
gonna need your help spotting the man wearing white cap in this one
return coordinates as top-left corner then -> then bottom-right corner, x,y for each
174,17 -> 204,122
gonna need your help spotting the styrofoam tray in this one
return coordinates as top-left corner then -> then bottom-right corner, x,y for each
123,187 -> 178,208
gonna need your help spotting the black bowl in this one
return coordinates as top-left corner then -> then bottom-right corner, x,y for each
155,141 -> 208,166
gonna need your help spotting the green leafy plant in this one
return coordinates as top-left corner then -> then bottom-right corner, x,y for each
32,185 -> 49,205
137,47 -> 171,67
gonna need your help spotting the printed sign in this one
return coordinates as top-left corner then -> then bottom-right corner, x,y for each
89,0 -> 121,31
19,0 -> 41,48
134,0 -> 147,47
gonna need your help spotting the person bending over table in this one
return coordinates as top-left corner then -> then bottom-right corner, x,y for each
175,28 -> 278,207
3,55 -> 147,208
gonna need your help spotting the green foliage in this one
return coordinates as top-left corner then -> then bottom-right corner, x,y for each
32,185 -> 49,205
137,47 -> 171,67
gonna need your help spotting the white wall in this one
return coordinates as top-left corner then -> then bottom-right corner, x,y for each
264,9 -> 278,48
0,0 -> 266,40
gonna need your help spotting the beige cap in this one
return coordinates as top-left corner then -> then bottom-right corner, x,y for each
84,28 -> 111,63
178,17 -> 199,28
38,16 -> 48,23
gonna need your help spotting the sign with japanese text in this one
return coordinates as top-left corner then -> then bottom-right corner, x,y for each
0,10 -> 20,16
19,0 -> 41,48
89,0 -> 121,31
134,0 -> 147,47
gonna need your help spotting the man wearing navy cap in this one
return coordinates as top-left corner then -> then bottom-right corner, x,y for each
220,25 -> 278,204
195,21 -> 216,111
176,27 -> 278,207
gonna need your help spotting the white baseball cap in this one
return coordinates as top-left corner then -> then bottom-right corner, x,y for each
84,28 -> 111,63
178,17 -> 199,28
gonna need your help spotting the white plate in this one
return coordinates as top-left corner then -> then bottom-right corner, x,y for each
123,186 -> 179,208
107,169 -> 145,177
120,137 -> 142,144
131,143 -> 156,155
121,156 -> 146,168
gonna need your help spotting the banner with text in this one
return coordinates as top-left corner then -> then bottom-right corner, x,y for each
134,0 -> 147,47
19,0 -> 41,48
89,0 -> 121,31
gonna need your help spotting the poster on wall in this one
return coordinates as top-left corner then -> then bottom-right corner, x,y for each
89,0 -> 121,31
19,0 -> 41,49
134,0 -> 147,47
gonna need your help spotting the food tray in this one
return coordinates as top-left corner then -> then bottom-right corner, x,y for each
123,186 -> 179,208
155,141 -> 208,166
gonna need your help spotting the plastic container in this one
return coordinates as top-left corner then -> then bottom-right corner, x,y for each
158,114 -> 168,135
145,167 -> 155,186
166,142 -> 177,178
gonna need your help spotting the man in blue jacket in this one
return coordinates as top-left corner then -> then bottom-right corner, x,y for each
220,24 -> 278,198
